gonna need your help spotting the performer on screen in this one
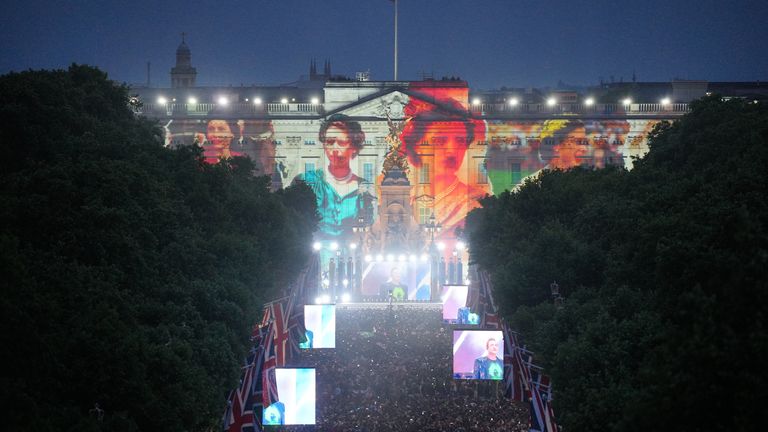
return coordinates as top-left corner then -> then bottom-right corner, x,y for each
379,266 -> 408,301
473,338 -> 503,380
263,401 -> 286,425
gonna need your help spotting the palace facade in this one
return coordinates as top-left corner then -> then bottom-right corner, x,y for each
131,40 -> 760,263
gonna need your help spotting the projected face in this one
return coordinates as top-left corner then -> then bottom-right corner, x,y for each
207,120 -> 234,156
429,122 -> 469,172
409,121 -> 471,173
323,124 -> 357,171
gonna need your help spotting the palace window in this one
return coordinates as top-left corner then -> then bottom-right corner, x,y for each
510,162 -> 522,185
418,206 -> 432,225
363,163 -> 374,184
476,160 -> 488,184
419,163 -> 431,184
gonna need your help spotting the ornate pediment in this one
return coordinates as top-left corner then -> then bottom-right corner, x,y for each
331,90 -> 411,119
328,88 -> 470,122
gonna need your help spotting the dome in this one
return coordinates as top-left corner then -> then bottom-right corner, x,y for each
176,41 -> 190,56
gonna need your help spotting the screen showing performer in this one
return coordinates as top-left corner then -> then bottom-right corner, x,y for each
303,305 -> 336,349
441,285 -> 469,321
361,260 -> 431,300
263,368 -> 316,425
452,330 -> 504,380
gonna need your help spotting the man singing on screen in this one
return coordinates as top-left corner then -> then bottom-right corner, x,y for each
379,267 -> 408,301
473,338 -> 503,380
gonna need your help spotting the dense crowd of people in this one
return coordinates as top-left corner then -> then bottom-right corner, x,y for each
283,306 -> 528,431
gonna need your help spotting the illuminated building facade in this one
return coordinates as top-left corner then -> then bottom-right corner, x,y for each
131,40 -> 763,264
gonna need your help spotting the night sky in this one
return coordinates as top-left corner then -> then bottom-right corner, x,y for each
1,0 -> 766,89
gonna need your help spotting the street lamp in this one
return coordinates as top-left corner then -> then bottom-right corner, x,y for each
550,281 -> 564,308
424,213 -> 442,245
424,213 -> 443,300
352,216 -> 370,252
351,216 -> 370,299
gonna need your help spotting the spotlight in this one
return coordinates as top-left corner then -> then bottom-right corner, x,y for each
157,96 -> 167,105
409,254 -> 417,263
456,241 -> 466,251
622,98 -> 632,106
341,293 -> 351,303
365,254 -> 373,262
315,296 -> 322,304
312,242 -> 322,251
398,254 -> 406,262
508,98 -> 519,106
349,243 -> 357,250
660,97 -> 671,106
375,254 -> 384,262
472,98 -> 481,105
584,97 -> 595,106
217,96 -> 229,106
386,254 -> 395,262
311,97 -> 319,105
419,254 -> 429,262
321,294 -> 331,304
546,97 -> 557,107
188,97 -> 197,104
280,98 -> 288,104
330,242 -> 338,251
437,242 -> 446,251
253,97 -> 262,105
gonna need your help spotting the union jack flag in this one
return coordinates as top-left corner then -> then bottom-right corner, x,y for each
261,320 -> 279,409
503,323 -> 528,402
476,269 -> 500,329
529,378 -> 557,432
261,298 -> 292,367
224,337 -> 265,432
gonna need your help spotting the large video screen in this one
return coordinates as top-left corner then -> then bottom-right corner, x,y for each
361,260 -> 431,300
453,330 -> 504,380
441,285 -> 469,321
263,368 -> 316,425
303,305 -> 336,349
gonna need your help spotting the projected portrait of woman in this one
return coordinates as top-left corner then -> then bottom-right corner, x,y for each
402,116 -> 488,236
235,120 -> 281,183
293,115 -> 373,237
203,119 -> 242,164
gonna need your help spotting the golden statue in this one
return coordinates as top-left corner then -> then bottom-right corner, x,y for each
382,111 -> 410,176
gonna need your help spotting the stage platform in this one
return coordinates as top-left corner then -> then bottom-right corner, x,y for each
335,302 -> 442,311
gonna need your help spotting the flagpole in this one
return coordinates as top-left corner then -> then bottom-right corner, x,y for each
394,0 -> 398,81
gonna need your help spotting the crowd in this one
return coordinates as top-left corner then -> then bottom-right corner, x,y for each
282,306 -> 529,431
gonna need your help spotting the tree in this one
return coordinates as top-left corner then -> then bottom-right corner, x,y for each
467,96 -> 768,431
0,66 -> 317,431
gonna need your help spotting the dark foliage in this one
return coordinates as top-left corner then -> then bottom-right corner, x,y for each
0,65 -> 317,431
466,96 -> 768,431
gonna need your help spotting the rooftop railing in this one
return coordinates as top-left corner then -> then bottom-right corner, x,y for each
132,102 -> 690,119
133,102 -> 322,117
470,103 -> 690,117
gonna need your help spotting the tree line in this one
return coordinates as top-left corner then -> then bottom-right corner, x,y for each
466,96 -> 768,431
0,65 -> 317,431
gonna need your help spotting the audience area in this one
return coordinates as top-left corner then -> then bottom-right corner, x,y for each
284,306 -> 528,431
